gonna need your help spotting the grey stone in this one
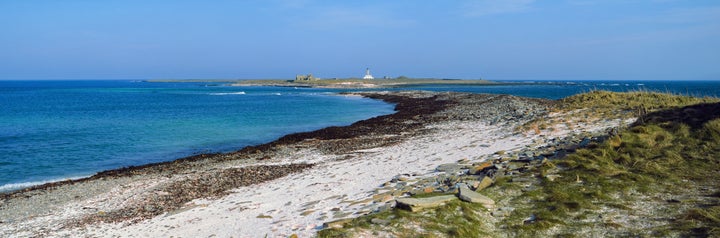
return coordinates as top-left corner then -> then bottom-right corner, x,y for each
435,163 -> 468,173
323,218 -> 353,229
395,195 -> 457,212
371,218 -> 391,225
457,187 -> 495,209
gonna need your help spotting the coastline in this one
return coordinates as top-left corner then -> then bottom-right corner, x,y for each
0,91 -> 625,237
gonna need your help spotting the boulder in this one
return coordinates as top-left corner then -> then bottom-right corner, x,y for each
457,187 -> 495,209
396,195 -> 457,212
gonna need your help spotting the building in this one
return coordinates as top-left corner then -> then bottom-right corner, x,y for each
295,73 -> 317,81
363,68 -> 374,80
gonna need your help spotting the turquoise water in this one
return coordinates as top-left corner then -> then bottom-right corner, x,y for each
2,79 -> 720,192
0,81 -> 395,192
391,80 -> 720,99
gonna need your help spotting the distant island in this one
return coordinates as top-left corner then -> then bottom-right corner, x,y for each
148,77 -> 498,89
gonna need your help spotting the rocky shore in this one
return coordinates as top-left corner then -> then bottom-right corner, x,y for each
0,91 -> 626,237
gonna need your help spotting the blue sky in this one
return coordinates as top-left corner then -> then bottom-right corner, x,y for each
1,0 -> 718,80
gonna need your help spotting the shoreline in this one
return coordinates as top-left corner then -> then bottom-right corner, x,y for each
0,91 -> 625,237
0,92 -> 393,196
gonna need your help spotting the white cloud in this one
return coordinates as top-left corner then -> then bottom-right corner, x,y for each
463,0 -> 536,17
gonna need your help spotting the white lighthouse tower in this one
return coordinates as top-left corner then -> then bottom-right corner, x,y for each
363,68 -> 374,80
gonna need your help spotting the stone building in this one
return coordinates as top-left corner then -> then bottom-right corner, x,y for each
295,74 -> 317,81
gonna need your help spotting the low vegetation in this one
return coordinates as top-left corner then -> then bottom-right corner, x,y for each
319,91 -> 720,237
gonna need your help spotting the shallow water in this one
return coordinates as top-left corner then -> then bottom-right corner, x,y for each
0,81 -> 395,192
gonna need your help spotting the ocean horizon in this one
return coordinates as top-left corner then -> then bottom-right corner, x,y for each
2,79 -> 720,193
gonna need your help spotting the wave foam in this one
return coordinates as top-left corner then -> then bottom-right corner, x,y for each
209,91 -> 246,95
0,175 -> 90,193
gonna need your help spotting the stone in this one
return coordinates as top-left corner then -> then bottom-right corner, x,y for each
468,162 -> 493,175
475,176 -> 493,191
457,187 -> 495,209
491,207 -> 515,217
395,195 -> 457,212
323,218 -> 353,229
545,174 -> 562,182
371,218 -> 391,225
579,137 -> 591,147
436,163 -> 467,174
372,194 -> 393,203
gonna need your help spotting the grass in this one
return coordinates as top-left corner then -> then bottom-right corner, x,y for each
318,199 -> 493,238
318,91 -> 720,237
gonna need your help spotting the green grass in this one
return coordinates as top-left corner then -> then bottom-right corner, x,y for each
318,199 -> 493,238
559,90 -> 718,112
505,97 -> 720,236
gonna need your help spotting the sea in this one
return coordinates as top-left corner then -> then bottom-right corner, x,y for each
1,79 -> 719,193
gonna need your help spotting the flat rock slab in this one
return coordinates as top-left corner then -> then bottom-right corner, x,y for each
458,187 -> 495,209
396,195 -> 457,212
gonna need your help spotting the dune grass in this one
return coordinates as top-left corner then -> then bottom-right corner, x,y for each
318,199 -> 493,238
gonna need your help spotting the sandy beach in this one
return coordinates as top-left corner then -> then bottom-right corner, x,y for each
0,91 -> 626,237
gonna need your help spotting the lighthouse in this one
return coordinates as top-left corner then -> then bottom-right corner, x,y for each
363,68 -> 374,80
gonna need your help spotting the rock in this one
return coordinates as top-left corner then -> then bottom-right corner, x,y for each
468,162 -> 493,175
372,194 -> 393,203
523,214 -> 537,225
544,174 -> 562,182
668,198 -> 683,203
411,186 -> 436,195
475,176 -> 493,191
579,137 -> 591,147
395,195 -> 457,212
457,187 -> 495,209
375,201 -> 396,213
371,218 -> 391,225
323,218 -> 354,229
436,163 -> 467,174
492,207 -> 515,217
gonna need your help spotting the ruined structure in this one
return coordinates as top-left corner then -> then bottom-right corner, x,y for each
294,74 -> 317,82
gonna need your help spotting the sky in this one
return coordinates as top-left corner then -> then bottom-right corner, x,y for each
0,0 -> 719,80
